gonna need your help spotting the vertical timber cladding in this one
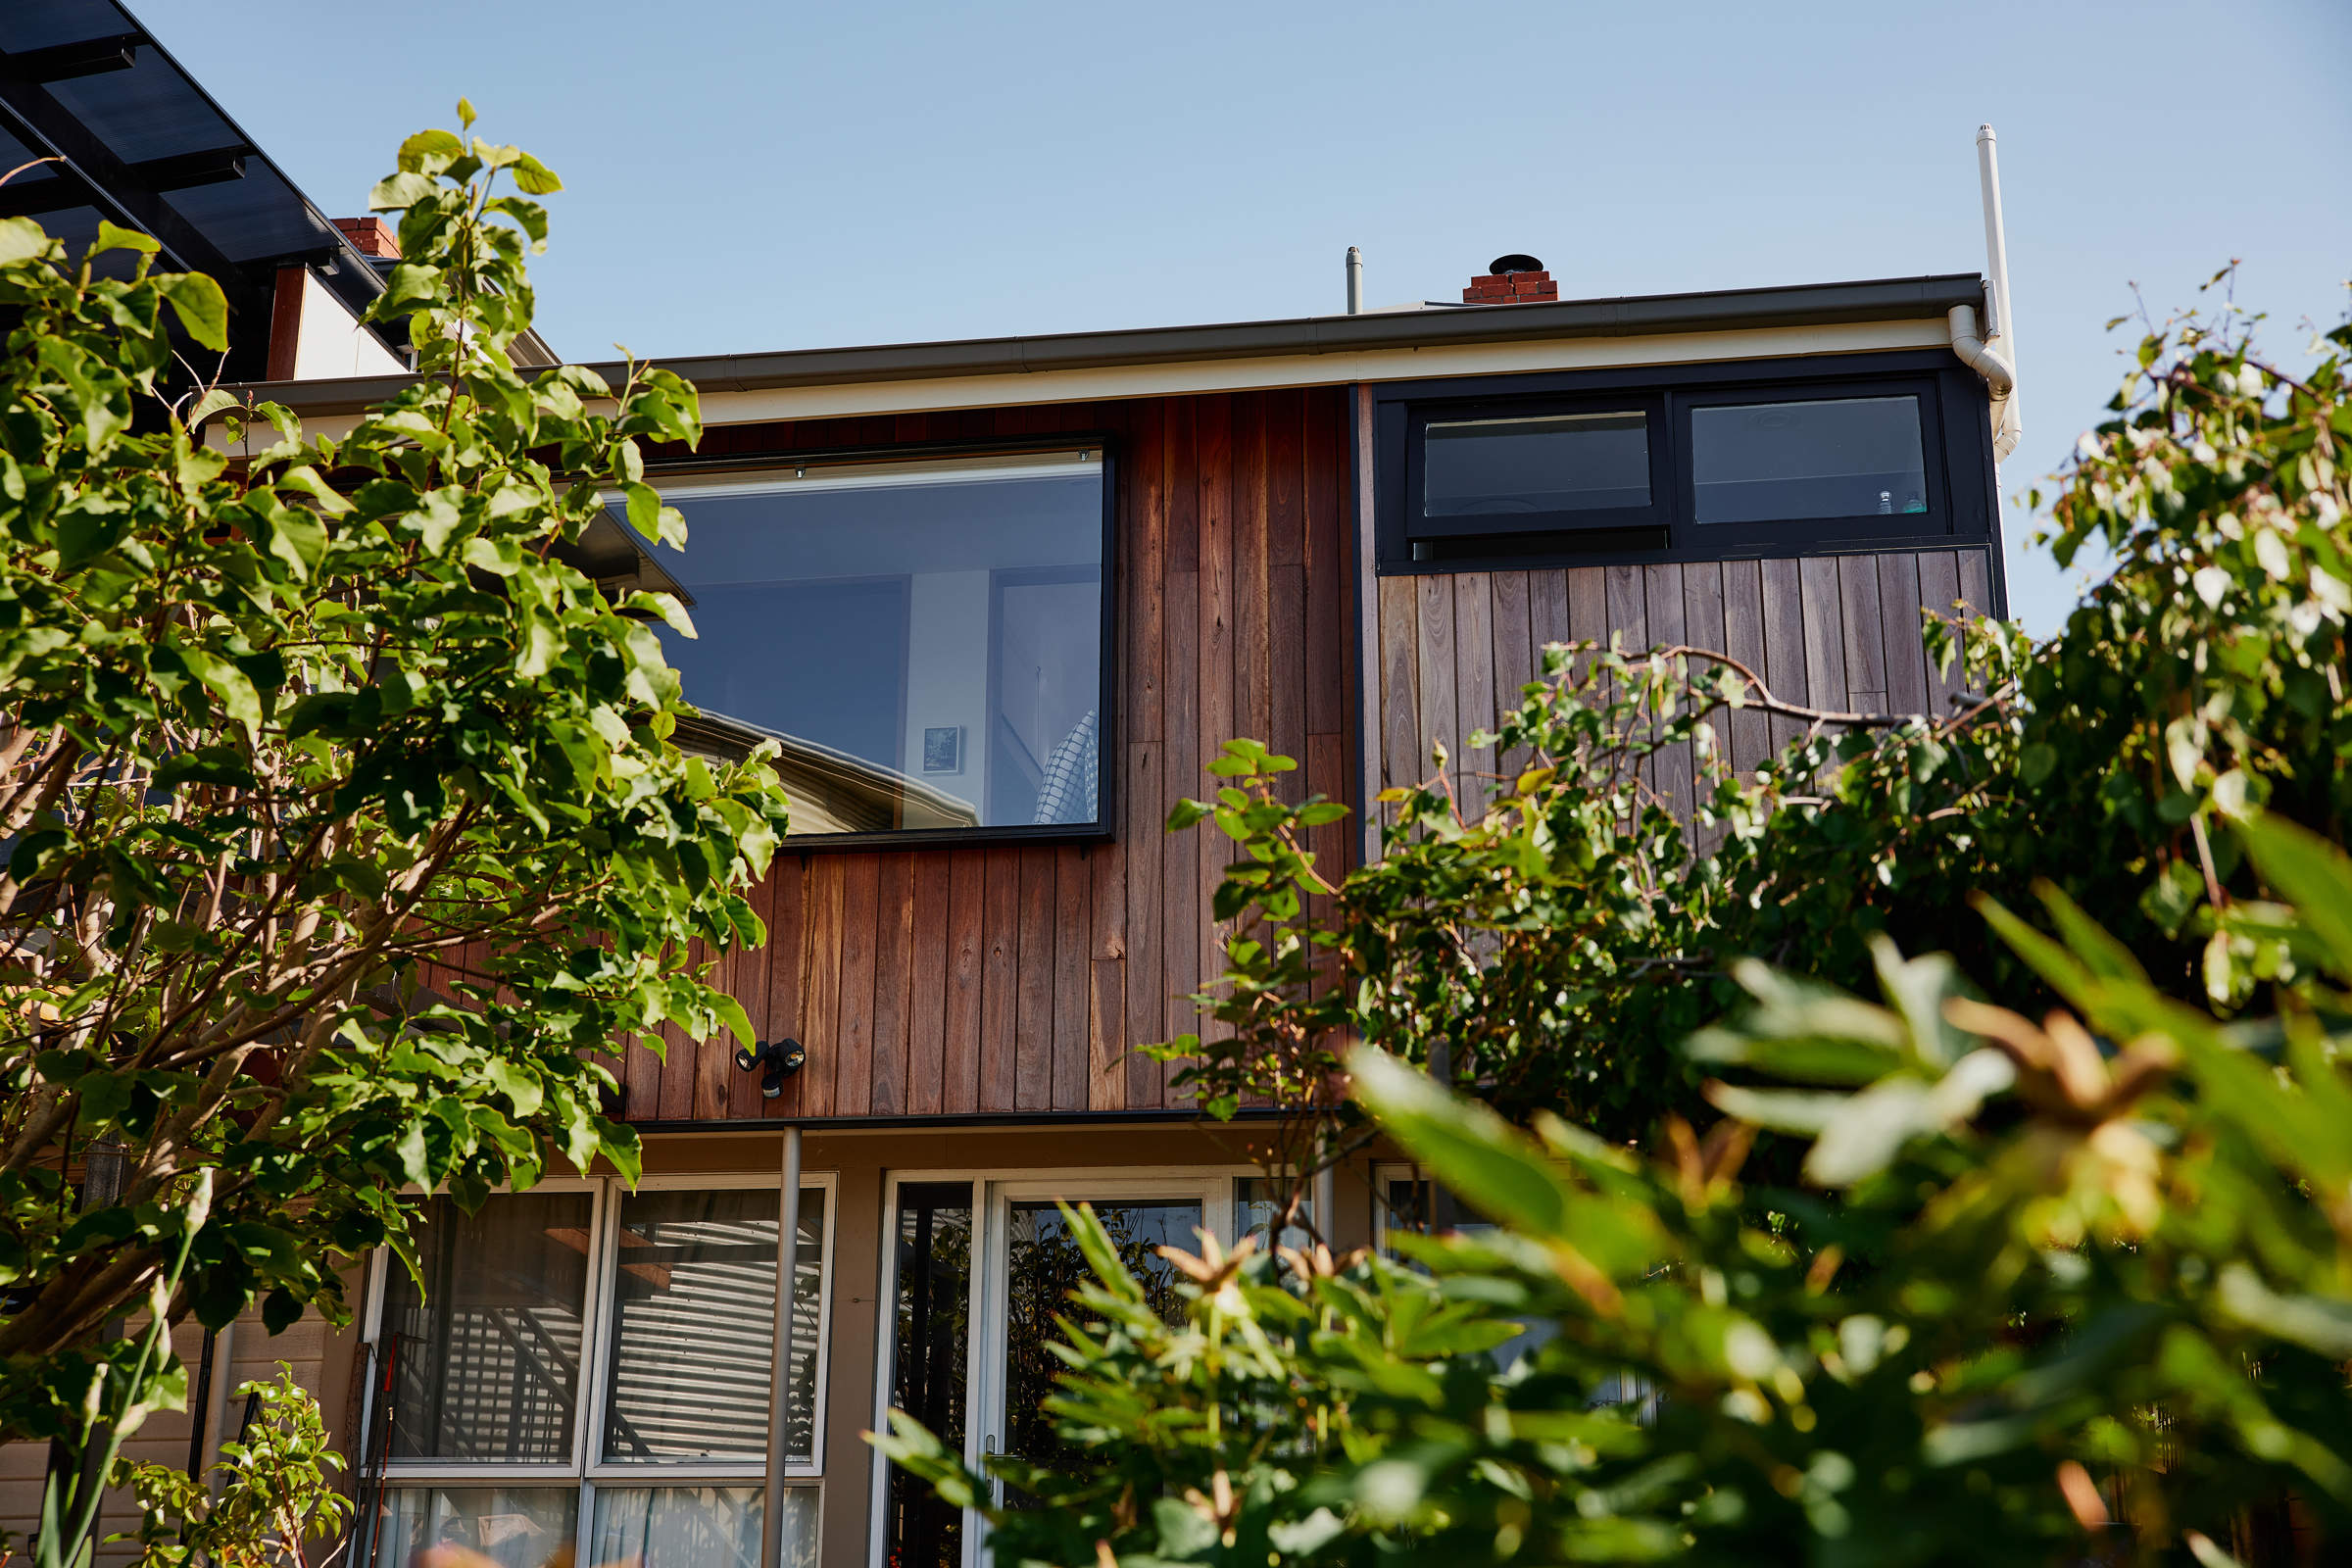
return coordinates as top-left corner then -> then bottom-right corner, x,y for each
615,391 -> 1361,1126
1372,549 -> 1999,819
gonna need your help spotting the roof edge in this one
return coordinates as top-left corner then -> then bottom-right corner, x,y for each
232,271 -> 1984,416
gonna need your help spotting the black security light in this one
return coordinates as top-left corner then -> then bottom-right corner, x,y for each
734,1038 -> 807,1100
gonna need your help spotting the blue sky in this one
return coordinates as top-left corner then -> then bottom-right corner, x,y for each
138,0 -> 2349,634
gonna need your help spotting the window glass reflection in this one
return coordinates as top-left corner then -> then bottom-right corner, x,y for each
1003,1200 -> 1198,1486
885,1184 -> 973,1568
1690,396 -> 1928,523
589,1484 -> 814,1568
1423,412 -> 1649,519
370,1486 -> 576,1568
383,1195 -> 592,1464
601,1190 -> 775,1463
589,454 -> 1104,835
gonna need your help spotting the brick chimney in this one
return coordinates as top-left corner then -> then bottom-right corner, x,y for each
331,216 -> 401,259
1462,253 -> 1556,306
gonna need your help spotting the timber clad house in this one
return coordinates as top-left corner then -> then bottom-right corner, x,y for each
1,6 -> 2021,1565
225,265 -> 2010,1568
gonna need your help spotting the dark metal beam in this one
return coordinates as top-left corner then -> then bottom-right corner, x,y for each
127,145 -> 248,192
0,64 -> 250,286
0,34 -> 138,84
0,68 -> 276,379
0,169 -> 90,220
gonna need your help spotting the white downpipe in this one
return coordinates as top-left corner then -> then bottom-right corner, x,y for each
1973,123 -> 2022,461
760,1127 -> 805,1568
1947,303 -> 2013,399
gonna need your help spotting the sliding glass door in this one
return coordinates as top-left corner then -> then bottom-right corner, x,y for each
990,1196 -> 1200,1487
876,1173 -> 1260,1568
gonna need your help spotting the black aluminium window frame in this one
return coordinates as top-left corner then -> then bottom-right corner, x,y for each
1371,349 -> 1997,575
638,433 -> 1120,854
1404,391 -> 1671,541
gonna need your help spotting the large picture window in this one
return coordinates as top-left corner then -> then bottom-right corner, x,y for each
363,1175 -> 833,1568
581,449 -> 1111,842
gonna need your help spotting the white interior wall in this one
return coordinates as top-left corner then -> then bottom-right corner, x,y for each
899,569 -> 992,826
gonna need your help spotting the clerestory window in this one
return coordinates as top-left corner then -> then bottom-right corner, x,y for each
1374,351 -> 1991,571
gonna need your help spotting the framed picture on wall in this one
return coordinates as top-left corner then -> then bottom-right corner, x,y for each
922,726 -> 963,774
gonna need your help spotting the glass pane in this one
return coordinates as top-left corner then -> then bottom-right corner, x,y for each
783,1189 -> 827,1460
885,1184 -> 974,1568
1233,1177 -> 1314,1253
603,1189 -> 803,1463
590,1484 -> 812,1568
370,1486 -> 576,1568
1690,395 -> 1928,523
1381,1176 -> 1429,1240
1423,412 -> 1649,517
383,1194 -> 593,1463
1004,1200 -> 1200,1480
597,453 -> 1105,835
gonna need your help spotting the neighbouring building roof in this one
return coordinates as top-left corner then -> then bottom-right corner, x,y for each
0,0 -> 407,376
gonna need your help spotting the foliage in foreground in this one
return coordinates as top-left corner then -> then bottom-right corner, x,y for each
0,108 -> 785,1560
879,814 -> 2352,1565
1157,282 -> 2350,1151
109,1367 -> 350,1567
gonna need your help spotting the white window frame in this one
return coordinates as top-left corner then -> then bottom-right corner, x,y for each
1370,1160 -> 1426,1252
864,1164 -> 1282,1568
361,1171 -> 837,1566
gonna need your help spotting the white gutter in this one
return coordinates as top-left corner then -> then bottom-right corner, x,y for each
1958,123 -> 2022,461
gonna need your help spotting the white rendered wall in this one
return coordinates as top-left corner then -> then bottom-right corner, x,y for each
291,269 -> 409,380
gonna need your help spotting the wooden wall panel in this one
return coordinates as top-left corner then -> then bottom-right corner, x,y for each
601,375 -> 1997,1132
978,848 -> 1019,1113
633,390 -> 1358,1124
1359,547 -> 2002,857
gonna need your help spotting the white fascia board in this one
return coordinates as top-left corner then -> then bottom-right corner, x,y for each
210,317 -> 1949,453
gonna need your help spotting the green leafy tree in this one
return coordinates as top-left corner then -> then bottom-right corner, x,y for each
0,106 -> 785,1565
881,813 -> 2352,1566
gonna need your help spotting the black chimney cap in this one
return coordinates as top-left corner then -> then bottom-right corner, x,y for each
1489,254 -> 1544,275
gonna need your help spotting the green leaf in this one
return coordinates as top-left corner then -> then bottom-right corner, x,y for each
2235,814 -> 2352,983
183,648 -> 264,738
482,1059 -> 544,1119
1350,1047 -> 1576,1238
271,465 -> 351,516
93,220 -> 160,256
622,482 -> 662,542
368,170 -> 437,211
0,215 -> 52,265
708,991 -> 754,1049
185,387 -> 240,426
397,127 -> 466,173
511,153 -> 563,195
374,263 -> 446,315
164,272 -> 230,352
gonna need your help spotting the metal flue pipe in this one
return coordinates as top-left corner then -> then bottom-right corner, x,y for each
1973,123 -> 2021,460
